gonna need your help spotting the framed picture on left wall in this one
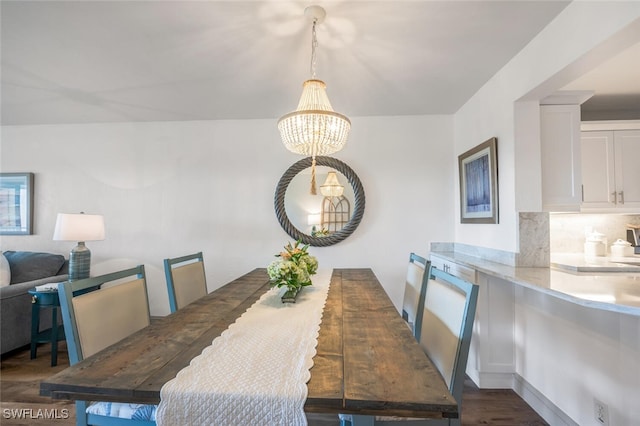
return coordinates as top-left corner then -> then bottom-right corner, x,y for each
0,173 -> 34,235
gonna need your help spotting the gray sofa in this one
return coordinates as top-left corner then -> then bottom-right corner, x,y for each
1,251 -> 69,355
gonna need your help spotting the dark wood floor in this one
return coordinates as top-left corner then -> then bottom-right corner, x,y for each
1,342 -> 548,425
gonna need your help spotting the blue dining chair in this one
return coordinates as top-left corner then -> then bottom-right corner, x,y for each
163,252 -> 207,313
340,263 -> 479,426
58,265 -> 157,426
401,253 -> 430,338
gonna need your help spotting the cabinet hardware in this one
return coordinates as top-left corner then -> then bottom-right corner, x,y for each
619,191 -> 624,204
612,191 -> 618,204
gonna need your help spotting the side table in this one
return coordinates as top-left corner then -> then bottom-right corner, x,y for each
28,288 -> 65,367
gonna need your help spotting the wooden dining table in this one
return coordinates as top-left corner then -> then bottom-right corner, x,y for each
40,268 -> 458,422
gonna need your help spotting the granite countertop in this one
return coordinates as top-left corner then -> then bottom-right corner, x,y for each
430,251 -> 640,316
550,253 -> 640,272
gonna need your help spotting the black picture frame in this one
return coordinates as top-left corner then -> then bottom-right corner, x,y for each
458,138 -> 498,224
0,172 -> 35,235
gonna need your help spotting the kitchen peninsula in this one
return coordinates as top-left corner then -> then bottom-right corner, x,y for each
429,246 -> 639,426
431,250 -> 640,315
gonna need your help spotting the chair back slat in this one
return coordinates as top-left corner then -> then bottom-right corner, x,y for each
418,264 -> 478,405
401,253 -> 429,338
420,279 -> 466,389
73,278 -> 150,359
172,262 -> 206,310
58,265 -> 150,366
164,252 -> 207,313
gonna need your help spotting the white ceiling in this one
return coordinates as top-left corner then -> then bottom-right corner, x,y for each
1,0 -> 633,126
561,40 -> 640,120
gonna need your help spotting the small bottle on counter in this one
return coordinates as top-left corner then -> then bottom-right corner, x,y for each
584,231 -> 606,257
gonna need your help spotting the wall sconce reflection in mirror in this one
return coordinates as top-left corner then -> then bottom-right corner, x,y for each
275,157 -> 365,247
0,173 -> 34,235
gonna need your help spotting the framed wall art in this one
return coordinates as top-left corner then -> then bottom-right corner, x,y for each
458,138 -> 498,224
0,172 -> 34,235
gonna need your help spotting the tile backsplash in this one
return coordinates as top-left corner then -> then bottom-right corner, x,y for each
550,213 -> 640,254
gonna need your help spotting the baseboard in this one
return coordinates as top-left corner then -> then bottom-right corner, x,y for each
513,374 -> 578,426
466,369 -> 515,389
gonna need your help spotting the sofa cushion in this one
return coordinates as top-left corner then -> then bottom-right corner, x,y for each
0,253 -> 10,287
3,251 -> 66,285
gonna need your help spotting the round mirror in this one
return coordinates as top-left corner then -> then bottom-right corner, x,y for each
275,156 -> 365,247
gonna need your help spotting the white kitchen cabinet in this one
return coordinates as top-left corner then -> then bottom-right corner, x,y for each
429,253 -> 477,284
540,104 -> 583,212
581,121 -> 640,211
466,272 -> 515,389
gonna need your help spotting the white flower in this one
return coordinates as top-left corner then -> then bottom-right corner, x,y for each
268,241 -> 318,292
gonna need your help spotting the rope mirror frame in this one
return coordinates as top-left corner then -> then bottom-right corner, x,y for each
274,156 -> 365,247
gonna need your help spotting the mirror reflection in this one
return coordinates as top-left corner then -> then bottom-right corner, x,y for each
274,156 -> 365,247
284,167 -> 355,236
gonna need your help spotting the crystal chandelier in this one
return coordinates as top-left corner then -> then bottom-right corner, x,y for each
320,171 -> 344,197
277,5 -> 351,194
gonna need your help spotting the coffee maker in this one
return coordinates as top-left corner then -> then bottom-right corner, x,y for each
627,226 -> 640,254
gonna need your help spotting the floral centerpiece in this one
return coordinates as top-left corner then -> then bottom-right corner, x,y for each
267,240 -> 318,302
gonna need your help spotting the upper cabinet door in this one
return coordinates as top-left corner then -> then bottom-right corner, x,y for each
540,105 -> 582,212
580,124 -> 640,212
614,130 -> 640,209
581,131 -> 616,208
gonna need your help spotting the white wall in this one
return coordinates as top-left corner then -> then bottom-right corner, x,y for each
0,115 -> 454,315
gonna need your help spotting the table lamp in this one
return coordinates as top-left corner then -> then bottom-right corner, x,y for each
53,212 -> 105,281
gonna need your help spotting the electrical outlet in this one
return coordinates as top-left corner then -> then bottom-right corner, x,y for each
593,398 -> 609,426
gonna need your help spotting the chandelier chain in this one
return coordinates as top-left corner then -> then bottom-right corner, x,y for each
310,19 -> 318,79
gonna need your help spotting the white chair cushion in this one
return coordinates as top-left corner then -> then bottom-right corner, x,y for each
402,261 -> 426,330
172,261 -> 207,309
87,401 -> 157,421
73,278 -> 150,358
420,278 -> 466,389
0,253 -> 10,287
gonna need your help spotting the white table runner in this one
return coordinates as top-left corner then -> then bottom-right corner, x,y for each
156,269 -> 332,426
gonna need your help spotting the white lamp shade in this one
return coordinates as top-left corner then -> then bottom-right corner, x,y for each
307,213 -> 321,226
53,213 -> 105,242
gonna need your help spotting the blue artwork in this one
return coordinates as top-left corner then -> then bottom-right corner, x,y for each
458,137 -> 497,223
464,155 -> 490,213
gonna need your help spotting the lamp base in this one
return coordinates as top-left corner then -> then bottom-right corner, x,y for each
69,242 -> 91,281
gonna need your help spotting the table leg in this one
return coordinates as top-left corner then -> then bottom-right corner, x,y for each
50,307 -> 58,367
30,299 -> 40,360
